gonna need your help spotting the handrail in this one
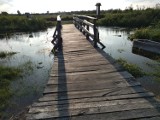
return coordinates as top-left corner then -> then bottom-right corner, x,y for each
73,15 -> 97,20
73,14 -> 105,49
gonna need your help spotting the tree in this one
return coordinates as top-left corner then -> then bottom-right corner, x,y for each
17,10 -> 21,16
1,11 -> 8,15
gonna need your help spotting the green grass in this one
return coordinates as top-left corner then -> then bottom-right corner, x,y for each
0,51 -> 17,58
150,64 -> 160,82
129,27 -> 160,42
97,8 -> 160,28
0,66 -> 22,114
0,60 -> 34,118
116,58 -> 145,78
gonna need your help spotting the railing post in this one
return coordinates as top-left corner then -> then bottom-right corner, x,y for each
80,20 -> 82,32
82,23 -> 85,35
93,19 -> 97,48
86,25 -> 89,39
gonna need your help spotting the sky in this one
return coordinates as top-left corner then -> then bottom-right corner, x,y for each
0,0 -> 159,14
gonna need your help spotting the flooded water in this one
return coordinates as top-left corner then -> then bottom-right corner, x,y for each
0,27 -> 55,117
99,27 -> 160,97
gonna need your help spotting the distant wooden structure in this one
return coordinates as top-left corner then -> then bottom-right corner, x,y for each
26,22 -> 160,119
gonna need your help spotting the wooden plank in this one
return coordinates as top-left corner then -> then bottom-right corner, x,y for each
136,117 -> 160,120
50,67 -> 126,77
40,88 -> 152,102
43,80 -> 140,94
50,65 -> 123,76
57,109 -> 160,120
27,104 -> 160,120
34,96 -> 155,107
47,74 -> 134,85
29,98 -> 159,113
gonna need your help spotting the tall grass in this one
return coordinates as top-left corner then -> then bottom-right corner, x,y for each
116,58 -> 145,78
130,21 -> 160,42
0,51 -> 17,58
97,8 -> 160,28
0,66 -> 22,114
96,8 -> 160,42
0,15 -> 54,33
0,60 -> 34,118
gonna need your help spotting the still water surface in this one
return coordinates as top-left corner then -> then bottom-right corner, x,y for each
0,27 -> 55,116
0,26 -> 160,117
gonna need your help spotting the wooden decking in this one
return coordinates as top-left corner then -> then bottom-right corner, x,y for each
26,24 -> 160,120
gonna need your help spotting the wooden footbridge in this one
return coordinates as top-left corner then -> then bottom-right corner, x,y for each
26,15 -> 160,120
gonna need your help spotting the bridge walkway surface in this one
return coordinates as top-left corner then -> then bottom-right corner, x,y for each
26,24 -> 160,120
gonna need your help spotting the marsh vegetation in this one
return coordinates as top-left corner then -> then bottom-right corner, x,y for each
0,58 -> 36,118
0,51 -> 17,58
97,8 -> 160,42
0,15 -> 55,34
116,58 -> 145,78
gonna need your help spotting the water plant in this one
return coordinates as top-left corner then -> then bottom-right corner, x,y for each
0,51 -> 17,58
18,60 -> 34,75
0,60 -> 34,118
117,49 -> 125,53
147,62 -> 160,82
116,58 -> 145,78
0,66 -> 22,117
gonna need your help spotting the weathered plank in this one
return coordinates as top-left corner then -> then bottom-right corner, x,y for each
29,98 -> 159,114
47,73 -> 134,85
27,105 -> 160,120
56,108 -> 160,120
43,80 -> 141,94
40,88 -> 152,102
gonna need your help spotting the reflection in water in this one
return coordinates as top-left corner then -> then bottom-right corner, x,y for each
0,27 -> 55,117
132,47 -> 160,60
98,27 -> 160,98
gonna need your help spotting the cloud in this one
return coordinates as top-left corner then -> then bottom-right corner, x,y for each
125,0 -> 159,9
126,0 -> 159,5
0,0 -> 159,13
0,0 -> 13,12
0,0 -> 13,5
126,0 -> 159,2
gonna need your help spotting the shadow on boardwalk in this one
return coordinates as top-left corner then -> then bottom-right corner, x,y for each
57,51 -> 70,119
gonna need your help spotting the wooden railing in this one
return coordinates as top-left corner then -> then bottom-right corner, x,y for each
73,15 -> 105,49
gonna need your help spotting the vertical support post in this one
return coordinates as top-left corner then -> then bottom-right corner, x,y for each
86,25 -> 89,39
95,3 -> 101,19
82,23 -> 85,35
93,19 -> 97,48
80,19 -> 82,32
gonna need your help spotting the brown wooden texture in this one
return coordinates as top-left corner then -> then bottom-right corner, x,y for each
26,24 -> 160,120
